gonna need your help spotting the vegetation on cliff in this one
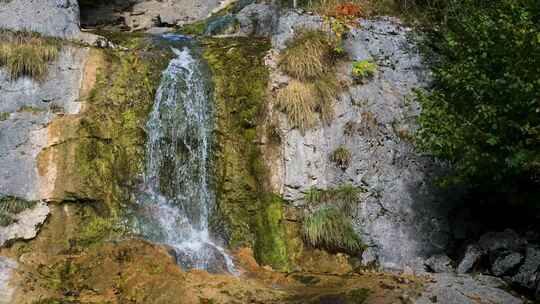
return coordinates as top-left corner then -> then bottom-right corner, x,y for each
203,37 -> 290,271
0,30 -> 60,80
415,0 -> 540,205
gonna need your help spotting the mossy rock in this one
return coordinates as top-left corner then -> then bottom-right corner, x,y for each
203,37 -> 290,271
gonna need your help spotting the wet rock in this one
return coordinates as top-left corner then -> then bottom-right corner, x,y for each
0,257 -> 16,304
0,0 -> 80,38
457,244 -> 484,274
512,246 -> 540,290
205,15 -> 238,35
416,273 -> 523,304
236,3 -> 279,37
491,252 -> 523,276
425,254 -> 454,273
0,201 -> 49,246
478,229 -> 527,253
174,243 -> 230,274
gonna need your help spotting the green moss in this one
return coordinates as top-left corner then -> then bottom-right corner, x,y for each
254,194 -> 290,271
203,37 -> 290,270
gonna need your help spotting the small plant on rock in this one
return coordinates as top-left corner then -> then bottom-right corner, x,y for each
330,145 -> 352,170
280,30 -> 337,80
351,60 -> 377,83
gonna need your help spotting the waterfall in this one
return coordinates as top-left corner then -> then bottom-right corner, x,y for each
135,45 -> 235,274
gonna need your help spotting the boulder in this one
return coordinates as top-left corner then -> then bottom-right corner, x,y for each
457,244 -> 484,274
478,229 -> 527,253
512,246 -> 540,290
425,254 -> 454,273
0,0 -> 80,38
236,3 -> 279,37
491,252 -> 523,276
415,273 -> 523,304
0,201 -> 50,247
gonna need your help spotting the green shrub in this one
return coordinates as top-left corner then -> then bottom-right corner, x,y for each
303,207 -> 363,253
280,30 -> 337,80
416,0 -> 540,189
0,30 -> 60,81
330,145 -> 351,170
351,60 -> 377,82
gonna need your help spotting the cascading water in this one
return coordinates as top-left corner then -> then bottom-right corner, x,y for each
135,43 -> 235,273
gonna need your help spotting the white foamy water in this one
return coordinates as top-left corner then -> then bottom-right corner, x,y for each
136,47 -> 235,273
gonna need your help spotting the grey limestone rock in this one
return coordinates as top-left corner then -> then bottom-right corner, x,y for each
236,3 -> 279,37
0,0 -> 80,38
457,244 -> 484,274
425,254 -> 454,273
478,229 -> 527,253
492,252 -> 523,276
0,201 -> 50,247
274,17 -> 457,272
512,246 -> 540,290
415,273 -> 523,304
0,257 -> 17,304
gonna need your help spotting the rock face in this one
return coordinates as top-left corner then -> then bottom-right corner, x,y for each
0,257 -> 17,304
416,274 -> 523,304
80,0 -> 223,31
0,46 -> 89,201
0,0 -> 80,38
272,16 -> 457,271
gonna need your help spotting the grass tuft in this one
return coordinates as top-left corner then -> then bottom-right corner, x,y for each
276,80 -> 318,132
330,145 -> 352,170
280,30 -> 336,81
0,30 -> 60,81
303,207 -> 363,253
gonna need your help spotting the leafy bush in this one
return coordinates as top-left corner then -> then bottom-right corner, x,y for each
280,30 -> 337,80
303,207 -> 363,253
352,60 -> 377,82
416,0 -> 540,188
330,145 -> 352,170
0,30 -> 60,80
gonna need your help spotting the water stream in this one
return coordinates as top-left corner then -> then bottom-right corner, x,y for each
134,42 -> 235,273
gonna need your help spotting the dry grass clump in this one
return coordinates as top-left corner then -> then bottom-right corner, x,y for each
280,30 -> 337,81
0,30 -> 60,80
276,80 -> 318,131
